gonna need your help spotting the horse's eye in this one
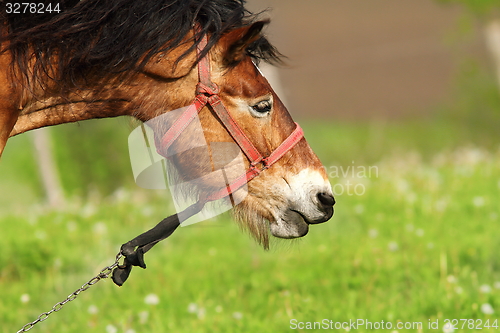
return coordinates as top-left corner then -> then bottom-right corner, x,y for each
251,100 -> 272,114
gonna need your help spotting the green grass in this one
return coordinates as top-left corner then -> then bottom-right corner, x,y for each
1,120 -> 500,332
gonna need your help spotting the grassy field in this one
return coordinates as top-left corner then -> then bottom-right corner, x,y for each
1,116 -> 499,333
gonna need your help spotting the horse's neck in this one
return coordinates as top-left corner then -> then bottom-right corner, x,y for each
9,71 -> 188,137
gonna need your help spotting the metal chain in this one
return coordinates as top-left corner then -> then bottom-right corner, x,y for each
17,252 -> 124,333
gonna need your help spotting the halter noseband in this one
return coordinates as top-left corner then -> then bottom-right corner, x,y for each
156,32 -> 304,215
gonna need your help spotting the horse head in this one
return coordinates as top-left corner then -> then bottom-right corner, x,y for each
136,22 -> 335,248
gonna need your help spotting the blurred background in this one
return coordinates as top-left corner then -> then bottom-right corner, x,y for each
1,1 -> 500,332
249,0 -> 496,120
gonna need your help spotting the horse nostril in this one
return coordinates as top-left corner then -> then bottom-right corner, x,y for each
317,192 -> 335,207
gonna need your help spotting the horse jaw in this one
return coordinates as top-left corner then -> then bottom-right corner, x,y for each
269,213 -> 309,239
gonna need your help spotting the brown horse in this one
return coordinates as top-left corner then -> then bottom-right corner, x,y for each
0,0 -> 334,255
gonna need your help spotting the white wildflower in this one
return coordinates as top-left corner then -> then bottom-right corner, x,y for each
112,187 -> 128,202
446,275 -> 457,284
144,293 -> 160,305
435,199 -> 448,212
35,231 -> 46,240
368,228 -> 378,238
443,323 -> 455,332
53,258 -> 62,269
82,204 -> 96,218
92,222 -> 107,235
141,206 -> 153,217
232,312 -> 243,320
187,303 -> 198,313
481,303 -> 494,315
472,196 -> 485,207
354,204 -> 364,215
87,305 -> 98,314
20,294 -> 30,304
138,311 -> 149,324
479,284 -> 492,294
197,307 -> 206,320
106,325 -> 118,333
396,179 -> 410,193
388,241 -> 399,252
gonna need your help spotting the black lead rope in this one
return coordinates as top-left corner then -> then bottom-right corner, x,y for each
17,204 -> 205,331
112,201 -> 206,286
112,214 -> 180,286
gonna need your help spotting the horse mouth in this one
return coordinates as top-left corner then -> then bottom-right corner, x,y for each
269,207 -> 334,239
269,209 -> 310,239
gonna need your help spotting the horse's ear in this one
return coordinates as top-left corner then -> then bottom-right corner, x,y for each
223,20 -> 268,65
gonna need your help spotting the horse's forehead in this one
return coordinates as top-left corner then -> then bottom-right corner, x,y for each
218,59 -> 270,98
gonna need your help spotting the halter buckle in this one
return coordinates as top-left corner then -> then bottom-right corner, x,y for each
196,82 -> 220,96
251,158 -> 269,174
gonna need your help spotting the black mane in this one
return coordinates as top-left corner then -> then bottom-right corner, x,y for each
0,0 -> 281,87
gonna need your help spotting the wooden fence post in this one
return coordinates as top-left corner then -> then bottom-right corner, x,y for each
31,128 -> 65,207
485,19 -> 500,94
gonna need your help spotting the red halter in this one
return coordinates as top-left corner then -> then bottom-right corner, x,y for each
156,33 -> 304,208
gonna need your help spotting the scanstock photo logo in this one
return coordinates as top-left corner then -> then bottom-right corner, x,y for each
128,107 -> 377,227
322,162 -> 379,196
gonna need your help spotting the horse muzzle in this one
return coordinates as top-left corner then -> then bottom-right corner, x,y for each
269,172 -> 335,239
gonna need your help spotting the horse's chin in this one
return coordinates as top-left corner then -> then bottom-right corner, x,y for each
269,210 -> 309,239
